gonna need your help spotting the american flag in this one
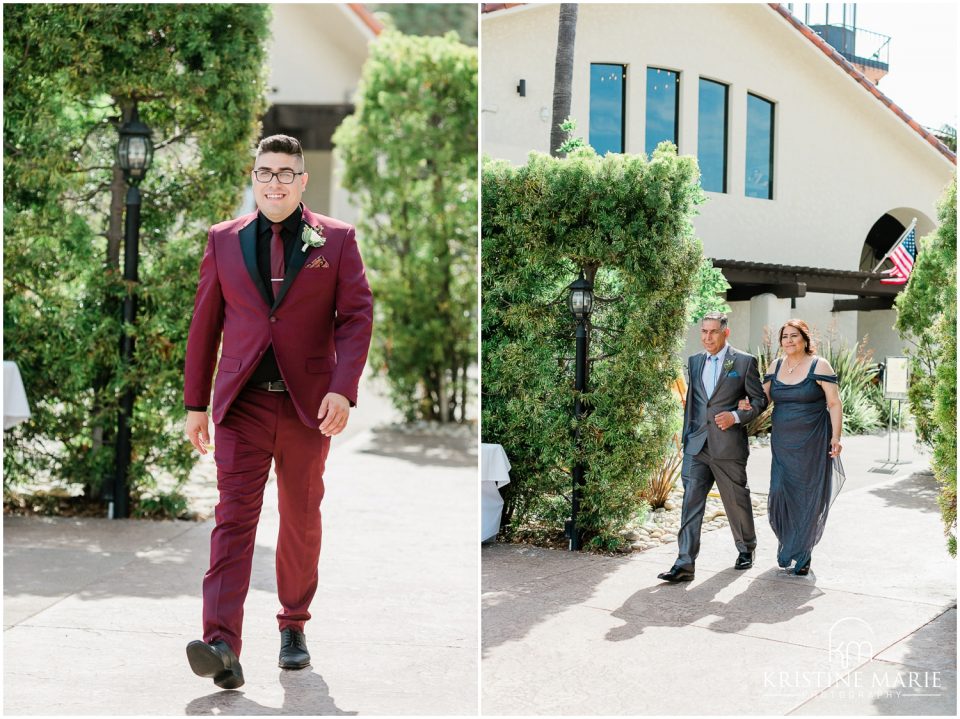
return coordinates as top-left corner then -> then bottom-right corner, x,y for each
880,227 -> 917,285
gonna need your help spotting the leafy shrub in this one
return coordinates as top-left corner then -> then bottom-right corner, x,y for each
823,342 -> 883,435
482,142 -> 727,549
3,5 -> 269,514
896,178 -> 957,556
334,31 -> 477,423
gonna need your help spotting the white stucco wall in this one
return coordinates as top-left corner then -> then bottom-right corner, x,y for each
268,4 -> 373,105
263,4 -> 374,226
483,3 -> 955,357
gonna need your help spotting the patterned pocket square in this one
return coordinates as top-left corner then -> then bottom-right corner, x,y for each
305,255 -> 329,269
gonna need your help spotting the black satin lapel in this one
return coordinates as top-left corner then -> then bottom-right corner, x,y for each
239,220 -> 270,307
272,219 -> 309,310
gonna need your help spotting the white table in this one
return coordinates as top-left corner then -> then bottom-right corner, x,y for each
4,361 -> 32,429
481,443 -> 511,542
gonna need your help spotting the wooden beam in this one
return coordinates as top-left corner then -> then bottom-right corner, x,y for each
726,282 -> 807,301
832,297 -> 896,312
261,104 -> 355,151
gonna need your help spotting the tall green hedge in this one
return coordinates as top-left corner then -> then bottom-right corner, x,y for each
334,31 -> 478,423
3,4 -> 269,512
482,143 -> 720,549
895,178 -> 957,556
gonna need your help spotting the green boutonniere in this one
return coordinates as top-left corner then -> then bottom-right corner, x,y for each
300,223 -> 326,252
723,358 -> 735,373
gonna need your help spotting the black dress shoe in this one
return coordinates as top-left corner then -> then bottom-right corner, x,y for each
795,559 -> 811,576
279,628 -> 311,669
186,639 -> 244,689
657,565 -> 695,583
734,551 -> 754,570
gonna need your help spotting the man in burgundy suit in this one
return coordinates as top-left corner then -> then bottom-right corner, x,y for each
183,134 -> 372,689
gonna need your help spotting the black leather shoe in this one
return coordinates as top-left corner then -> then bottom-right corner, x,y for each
734,551 -> 754,570
279,628 -> 311,669
657,565 -> 695,583
795,559 -> 811,576
186,639 -> 244,689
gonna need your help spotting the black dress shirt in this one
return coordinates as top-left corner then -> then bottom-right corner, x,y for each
184,205 -> 302,412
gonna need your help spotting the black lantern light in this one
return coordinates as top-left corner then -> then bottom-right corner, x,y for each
113,104 -> 153,520
566,271 -> 594,550
567,273 -> 594,323
116,107 -> 154,184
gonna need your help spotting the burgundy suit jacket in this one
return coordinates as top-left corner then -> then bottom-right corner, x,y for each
183,205 -> 373,429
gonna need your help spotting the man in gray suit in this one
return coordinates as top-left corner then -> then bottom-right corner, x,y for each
658,312 -> 768,582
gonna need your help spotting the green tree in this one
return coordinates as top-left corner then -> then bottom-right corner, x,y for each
4,4 -> 269,513
370,3 -> 478,45
895,178 -> 957,556
482,143 -> 725,549
334,31 -> 477,423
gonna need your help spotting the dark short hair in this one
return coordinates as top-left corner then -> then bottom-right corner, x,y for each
255,134 -> 304,170
779,319 -> 814,355
701,311 -> 728,330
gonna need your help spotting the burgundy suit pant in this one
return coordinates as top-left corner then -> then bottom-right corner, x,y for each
202,386 -> 329,656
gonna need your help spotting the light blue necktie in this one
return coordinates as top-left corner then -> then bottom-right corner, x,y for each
706,355 -> 719,396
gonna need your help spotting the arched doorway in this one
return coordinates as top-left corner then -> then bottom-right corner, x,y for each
859,209 -> 935,273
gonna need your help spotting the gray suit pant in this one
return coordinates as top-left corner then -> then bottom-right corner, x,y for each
676,445 -> 756,569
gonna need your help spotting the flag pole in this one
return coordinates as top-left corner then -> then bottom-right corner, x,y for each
861,217 -> 917,288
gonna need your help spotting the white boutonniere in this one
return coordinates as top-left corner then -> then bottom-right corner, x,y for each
723,358 -> 735,373
300,223 -> 326,253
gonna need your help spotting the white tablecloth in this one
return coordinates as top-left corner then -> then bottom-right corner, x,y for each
481,443 -> 511,542
4,361 -> 31,429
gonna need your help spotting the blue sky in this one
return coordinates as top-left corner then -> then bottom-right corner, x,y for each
846,3 -> 957,130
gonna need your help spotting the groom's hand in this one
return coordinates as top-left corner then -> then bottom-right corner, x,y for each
318,392 -> 350,436
714,411 -> 737,431
185,410 -> 211,454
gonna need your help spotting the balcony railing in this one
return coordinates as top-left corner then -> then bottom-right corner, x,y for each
808,23 -> 890,70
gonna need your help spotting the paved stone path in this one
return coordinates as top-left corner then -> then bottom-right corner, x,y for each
482,432 -> 956,716
3,376 -> 479,715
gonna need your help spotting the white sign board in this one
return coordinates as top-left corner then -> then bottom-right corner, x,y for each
883,356 -> 909,401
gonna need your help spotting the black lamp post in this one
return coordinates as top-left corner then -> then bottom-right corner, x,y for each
566,272 -> 593,550
112,105 -> 153,519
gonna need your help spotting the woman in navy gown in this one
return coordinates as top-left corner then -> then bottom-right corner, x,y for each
739,320 -> 843,575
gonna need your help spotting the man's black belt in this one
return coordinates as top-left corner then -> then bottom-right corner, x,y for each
253,379 -> 287,392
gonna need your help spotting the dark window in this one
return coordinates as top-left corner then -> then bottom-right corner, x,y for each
745,93 -> 775,199
697,78 -> 728,193
645,67 -> 680,153
589,64 -> 626,154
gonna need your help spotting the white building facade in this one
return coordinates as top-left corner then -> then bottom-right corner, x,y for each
481,3 -> 956,360
241,3 -> 381,225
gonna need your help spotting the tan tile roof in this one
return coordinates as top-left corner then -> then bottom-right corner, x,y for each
348,3 -> 383,36
768,4 -> 955,164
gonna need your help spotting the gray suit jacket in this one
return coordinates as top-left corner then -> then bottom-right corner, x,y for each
682,345 -> 767,460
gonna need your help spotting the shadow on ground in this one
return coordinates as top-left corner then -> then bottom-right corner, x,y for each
186,669 -> 357,715
359,427 -> 477,468
868,470 -> 940,513
606,568 -> 824,642
482,544 -> 624,657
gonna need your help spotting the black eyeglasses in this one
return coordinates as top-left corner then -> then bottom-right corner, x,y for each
253,169 -> 304,184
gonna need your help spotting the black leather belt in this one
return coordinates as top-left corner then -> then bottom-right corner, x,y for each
253,379 -> 287,392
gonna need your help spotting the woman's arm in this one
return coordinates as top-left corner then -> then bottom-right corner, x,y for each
815,358 -> 843,457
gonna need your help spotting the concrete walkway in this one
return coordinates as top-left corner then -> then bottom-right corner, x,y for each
3,377 -> 479,715
482,432 -> 956,715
